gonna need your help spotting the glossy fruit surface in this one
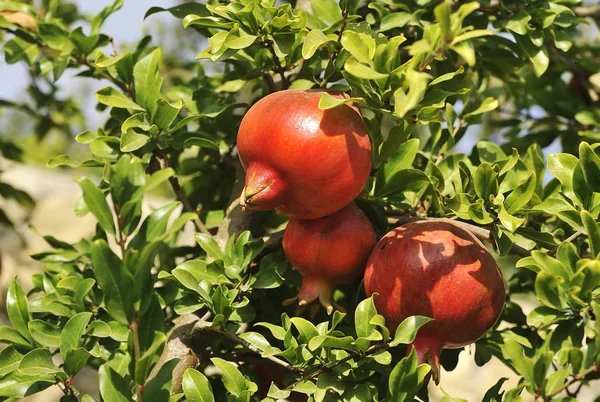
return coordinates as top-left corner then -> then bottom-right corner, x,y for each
237,89 -> 372,219
364,220 -> 506,383
283,203 -> 376,314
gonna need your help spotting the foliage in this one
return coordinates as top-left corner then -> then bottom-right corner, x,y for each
1,0 -> 600,401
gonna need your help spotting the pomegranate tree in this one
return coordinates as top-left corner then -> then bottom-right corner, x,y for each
282,203 -> 376,314
364,220 -> 506,383
237,89 -> 372,219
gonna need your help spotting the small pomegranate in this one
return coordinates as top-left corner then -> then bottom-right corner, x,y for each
364,220 -> 505,383
237,89 -> 372,219
283,204 -> 376,314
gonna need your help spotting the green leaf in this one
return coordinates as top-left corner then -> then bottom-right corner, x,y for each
210,358 -> 247,396
581,210 -> 600,258
389,316 -> 434,347
0,325 -> 32,348
318,92 -> 363,110
534,272 -> 565,310
143,358 -> 179,402
183,15 -> 234,29
394,70 -> 430,118
344,57 -> 388,80
92,239 -> 134,325
341,31 -> 375,66
451,30 -> 493,45
18,349 -> 61,376
28,320 -> 61,348
434,2 -> 451,40
464,98 -> 499,119
195,233 -> 223,260
96,87 -> 144,111
46,155 -> 103,168
184,137 -> 219,150
120,130 -> 150,152
377,139 -> 419,194
0,345 -> 23,377
506,11 -> 532,35
4,37 -> 39,65
290,317 -> 319,344
6,280 -> 32,343
579,142 -> 600,193
355,297 -> 378,339
504,172 -> 536,214
91,0 -> 123,34
0,370 -> 54,398
309,0 -> 341,24
38,23 -> 73,52
514,33 -> 549,77
544,366 -> 569,396
388,349 -> 430,402
135,331 -> 166,385
429,66 -> 465,86
302,29 -> 330,59
133,48 -> 163,115
182,368 -> 214,402
60,312 -> 92,358
547,153 -> 578,203
76,177 -> 115,234
253,252 -> 287,289
473,163 -> 498,201
154,98 -> 183,130
99,364 -> 133,402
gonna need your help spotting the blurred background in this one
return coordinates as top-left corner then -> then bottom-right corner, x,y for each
0,1 -> 598,401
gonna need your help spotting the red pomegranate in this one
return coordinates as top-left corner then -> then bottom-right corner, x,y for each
236,89 -> 372,219
364,220 -> 505,383
283,204 -> 376,314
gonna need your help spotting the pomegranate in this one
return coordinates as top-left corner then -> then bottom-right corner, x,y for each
363,220 -> 505,383
236,89 -> 372,219
282,204 -> 376,314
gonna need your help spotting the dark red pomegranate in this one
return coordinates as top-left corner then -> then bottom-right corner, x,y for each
364,220 -> 505,383
237,89 -> 372,219
283,204 -> 376,314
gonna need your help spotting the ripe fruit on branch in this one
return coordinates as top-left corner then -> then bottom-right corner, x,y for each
282,203 -> 376,315
364,220 -> 506,384
237,89 -> 372,219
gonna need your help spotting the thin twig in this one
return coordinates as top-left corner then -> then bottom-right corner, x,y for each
131,319 -> 143,402
193,323 -> 302,374
284,343 -> 388,391
152,152 -> 211,235
452,118 -> 465,137
548,364 -> 598,398
265,40 -> 288,89
547,231 -> 582,256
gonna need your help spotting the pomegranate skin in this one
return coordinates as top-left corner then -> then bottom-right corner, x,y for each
283,204 -> 376,314
364,220 -> 505,383
237,89 -> 372,219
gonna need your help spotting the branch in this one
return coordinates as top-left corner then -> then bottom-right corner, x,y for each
131,319 -> 143,402
146,313 -> 208,394
192,322 -> 302,374
265,40 -> 288,90
547,231 -> 582,257
387,216 -> 532,257
215,161 -> 253,247
151,152 -> 211,235
284,343 -> 388,391
548,364 -> 598,398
